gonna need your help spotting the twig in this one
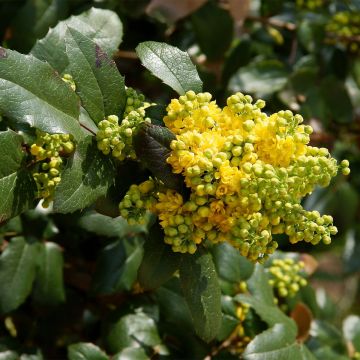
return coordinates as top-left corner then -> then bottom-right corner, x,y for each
113,50 -> 138,60
247,15 -> 297,31
80,122 -> 96,136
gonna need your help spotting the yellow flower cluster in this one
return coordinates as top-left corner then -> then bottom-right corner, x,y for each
119,91 -> 349,261
30,130 -> 75,208
96,88 -> 151,161
267,258 -> 307,299
162,91 -> 348,261
326,11 -> 360,53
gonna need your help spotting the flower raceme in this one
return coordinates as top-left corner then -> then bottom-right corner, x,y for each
119,91 -> 350,262
30,130 -> 75,208
96,88 -> 151,161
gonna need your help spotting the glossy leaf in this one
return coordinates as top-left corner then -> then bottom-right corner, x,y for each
105,311 -> 162,353
212,242 -> 254,283
0,237 -> 41,314
133,123 -> 183,192
64,28 -> 126,123
136,41 -> 203,95
0,131 -> 35,222
179,251 -> 222,342
138,222 -> 181,290
191,2 -> 233,60
53,136 -> 116,213
9,0 -> 69,52
32,8 -> 123,73
0,47 -> 83,139
32,242 -> 65,305
243,324 -> 312,360
68,343 -> 108,360
229,59 -> 288,97
112,348 -> 148,360
343,315 -> 360,351
92,237 -> 144,294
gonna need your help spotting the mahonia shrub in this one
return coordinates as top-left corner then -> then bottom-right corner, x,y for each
0,4 -> 358,360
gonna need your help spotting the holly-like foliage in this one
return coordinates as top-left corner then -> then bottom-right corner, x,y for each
0,1 -> 360,359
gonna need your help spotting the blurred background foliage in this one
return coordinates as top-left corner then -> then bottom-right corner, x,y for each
1,0 -> 360,359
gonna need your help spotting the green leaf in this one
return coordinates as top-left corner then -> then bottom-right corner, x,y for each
112,348 -> 148,360
179,251 -> 222,342
156,278 -> 193,331
145,104 -> 166,126
9,0 -> 69,53
222,38 -> 252,85
105,311 -> 161,353
0,130 -> 24,177
320,76 -> 353,124
229,59 -> 288,98
343,315 -> 360,351
0,237 -> 41,314
32,8 -> 123,74
0,351 -> 19,360
53,136 -> 116,213
32,242 -> 65,305
64,28 -> 126,123
211,242 -> 254,283
243,323 -> 307,360
78,212 -> 143,238
138,222 -> 181,290
133,123 -> 183,192
0,169 -> 35,224
191,2 -> 233,61
136,41 -> 203,95
68,343 -> 108,360
0,130 -> 35,222
92,237 -> 144,294
0,47 -> 83,139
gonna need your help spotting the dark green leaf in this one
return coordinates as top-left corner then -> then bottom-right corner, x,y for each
0,169 -> 35,224
68,343 -> 108,360
0,237 -> 41,314
222,38 -> 252,85
320,76 -> 353,124
105,311 -> 161,353
243,323 -> 306,360
0,350 -> 18,360
191,2 -> 233,61
53,136 -> 116,213
246,264 -> 275,306
64,28 -> 126,123
179,251 -> 222,342
138,222 -> 181,290
145,104 -> 166,126
156,278 -> 193,331
0,130 -> 24,178
309,320 -> 347,356
32,242 -> 65,305
112,348 -> 148,360
136,41 -> 203,95
229,59 -> 288,98
32,8 -> 123,74
212,242 -> 254,283
0,131 -> 35,222
78,212 -> 144,238
0,47 -> 83,139
92,237 -> 144,294
9,0 -> 69,53
343,315 -> 360,352
133,123 -> 183,192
